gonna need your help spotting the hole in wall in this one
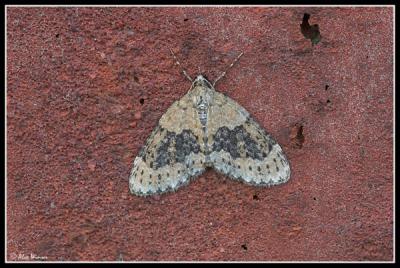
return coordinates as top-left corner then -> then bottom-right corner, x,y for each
300,13 -> 321,46
290,123 -> 305,149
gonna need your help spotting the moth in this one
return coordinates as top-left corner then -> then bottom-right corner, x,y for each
129,50 -> 290,196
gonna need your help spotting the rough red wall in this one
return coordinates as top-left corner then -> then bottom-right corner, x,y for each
7,7 -> 393,261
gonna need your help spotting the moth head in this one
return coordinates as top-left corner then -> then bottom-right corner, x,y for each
193,75 -> 213,89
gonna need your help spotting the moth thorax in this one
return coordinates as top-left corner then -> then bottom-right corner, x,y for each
197,97 -> 208,126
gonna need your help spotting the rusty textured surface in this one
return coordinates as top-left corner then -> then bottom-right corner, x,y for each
7,7 -> 393,261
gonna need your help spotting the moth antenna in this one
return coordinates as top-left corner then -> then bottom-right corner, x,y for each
168,47 -> 193,82
213,52 -> 244,87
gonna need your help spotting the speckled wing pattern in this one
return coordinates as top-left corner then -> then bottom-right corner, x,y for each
207,89 -> 290,186
129,88 -> 207,195
129,75 -> 290,196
